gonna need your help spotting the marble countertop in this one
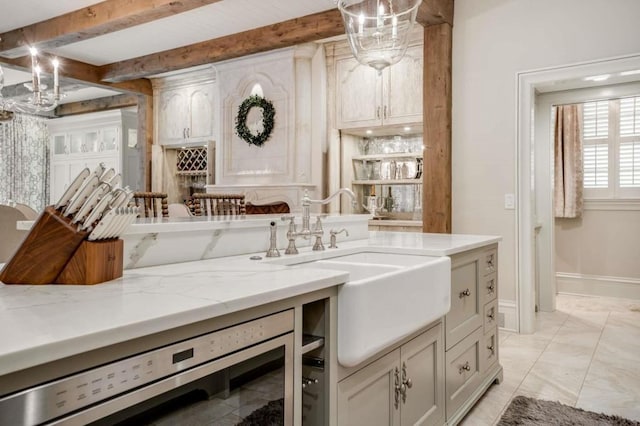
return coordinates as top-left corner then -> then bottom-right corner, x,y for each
0,232 -> 499,376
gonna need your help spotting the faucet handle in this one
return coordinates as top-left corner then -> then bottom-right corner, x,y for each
313,215 -> 326,232
329,228 -> 349,249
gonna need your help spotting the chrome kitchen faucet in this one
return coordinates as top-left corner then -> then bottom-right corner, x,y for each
281,188 -> 356,254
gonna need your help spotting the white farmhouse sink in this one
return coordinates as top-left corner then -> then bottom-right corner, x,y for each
294,252 -> 451,367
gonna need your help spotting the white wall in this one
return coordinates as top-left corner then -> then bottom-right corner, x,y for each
452,0 -> 640,302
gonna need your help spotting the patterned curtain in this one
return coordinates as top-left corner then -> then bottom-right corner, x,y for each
554,104 -> 583,218
0,113 -> 50,211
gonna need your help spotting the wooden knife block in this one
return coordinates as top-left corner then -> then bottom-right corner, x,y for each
0,206 -> 123,285
56,239 -> 123,285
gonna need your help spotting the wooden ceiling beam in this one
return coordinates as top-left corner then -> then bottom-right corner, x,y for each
416,0 -> 454,26
1,56 -> 152,96
55,93 -> 138,116
99,9 -> 345,82
0,0 -> 223,58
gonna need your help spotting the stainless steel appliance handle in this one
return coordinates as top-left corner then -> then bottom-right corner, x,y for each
51,333 -> 294,426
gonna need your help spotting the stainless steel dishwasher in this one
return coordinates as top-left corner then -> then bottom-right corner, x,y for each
0,310 -> 294,426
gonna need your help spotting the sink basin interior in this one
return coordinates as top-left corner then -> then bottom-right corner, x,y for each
325,251 -> 431,267
292,260 -> 399,281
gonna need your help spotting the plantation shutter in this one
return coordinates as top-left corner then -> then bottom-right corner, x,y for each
582,101 -> 610,194
619,96 -> 640,195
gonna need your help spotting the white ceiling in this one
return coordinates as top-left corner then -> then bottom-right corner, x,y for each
0,0 -> 336,101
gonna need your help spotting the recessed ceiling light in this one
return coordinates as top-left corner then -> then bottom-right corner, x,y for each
620,69 -> 640,76
404,126 -> 411,132
366,130 -> 373,135
584,74 -> 610,82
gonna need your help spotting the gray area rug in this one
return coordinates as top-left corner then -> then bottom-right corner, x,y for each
498,396 -> 640,425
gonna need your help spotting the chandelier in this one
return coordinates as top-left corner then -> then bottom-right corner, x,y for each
0,47 -> 63,116
337,0 -> 421,73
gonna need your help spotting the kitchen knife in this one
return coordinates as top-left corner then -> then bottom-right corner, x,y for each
54,168 -> 90,210
81,192 -> 114,230
63,175 -> 99,217
93,162 -> 106,179
106,173 -> 121,188
108,188 -> 128,209
114,208 -> 139,238
99,168 -> 116,183
72,186 -> 104,225
88,208 -> 117,241
101,207 -> 123,239
107,208 -> 130,239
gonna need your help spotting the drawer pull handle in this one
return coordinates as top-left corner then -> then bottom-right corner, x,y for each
394,367 -> 401,409
487,344 -> 495,355
459,288 -> 471,298
401,362 -> 412,403
458,362 -> 471,374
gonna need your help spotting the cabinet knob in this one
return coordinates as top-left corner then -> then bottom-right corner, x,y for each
458,362 -> 471,374
459,288 -> 471,298
487,344 -> 495,355
487,280 -> 495,293
400,361 -> 412,403
487,311 -> 495,320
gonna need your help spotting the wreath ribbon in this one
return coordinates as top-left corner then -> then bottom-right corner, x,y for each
235,95 -> 275,147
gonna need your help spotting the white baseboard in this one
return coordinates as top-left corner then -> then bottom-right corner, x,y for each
556,272 -> 640,300
498,299 -> 518,332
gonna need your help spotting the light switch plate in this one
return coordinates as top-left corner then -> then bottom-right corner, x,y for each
504,193 -> 515,209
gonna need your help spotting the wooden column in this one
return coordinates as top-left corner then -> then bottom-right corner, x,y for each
422,23 -> 452,233
137,95 -> 154,191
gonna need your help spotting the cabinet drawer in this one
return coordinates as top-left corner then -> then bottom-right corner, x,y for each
446,258 -> 482,350
484,248 -> 497,276
445,327 -> 483,419
483,299 -> 498,333
483,328 -> 498,372
483,273 -> 497,304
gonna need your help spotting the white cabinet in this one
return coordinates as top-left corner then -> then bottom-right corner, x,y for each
48,110 -> 140,204
444,244 -> 502,424
335,44 -> 423,130
337,323 -> 444,426
156,77 -> 216,145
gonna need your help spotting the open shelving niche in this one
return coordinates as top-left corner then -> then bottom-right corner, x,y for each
341,133 -> 424,221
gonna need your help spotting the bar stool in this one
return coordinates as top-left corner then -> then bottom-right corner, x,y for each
192,193 -> 246,217
131,192 -> 169,218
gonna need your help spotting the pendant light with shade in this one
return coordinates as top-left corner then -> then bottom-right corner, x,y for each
336,0 -> 421,73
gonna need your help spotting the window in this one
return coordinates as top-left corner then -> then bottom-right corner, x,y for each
582,96 -> 640,199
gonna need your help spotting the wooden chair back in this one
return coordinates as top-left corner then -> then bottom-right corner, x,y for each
131,192 -> 169,218
246,201 -> 290,215
192,193 -> 246,217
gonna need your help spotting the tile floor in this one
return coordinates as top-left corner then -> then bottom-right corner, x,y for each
460,293 -> 640,425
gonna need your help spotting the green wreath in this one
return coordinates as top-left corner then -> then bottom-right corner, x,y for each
235,95 -> 276,147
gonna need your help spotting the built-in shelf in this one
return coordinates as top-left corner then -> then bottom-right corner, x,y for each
353,179 -> 422,185
352,152 -> 423,161
302,334 -> 325,354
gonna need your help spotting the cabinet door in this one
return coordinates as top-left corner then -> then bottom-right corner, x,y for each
336,56 -> 382,129
338,349 -> 401,426
384,45 -> 423,126
51,134 -> 68,157
446,251 -> 483,350
400,323 -> 445,426
188,84 -> 215,140
100,127 -> 119,153
157,89 -> 189,144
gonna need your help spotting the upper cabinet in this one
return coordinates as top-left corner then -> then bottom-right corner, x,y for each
154,68 -> 217,146
48,110 -> 140,204
334,43 -> 423,130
